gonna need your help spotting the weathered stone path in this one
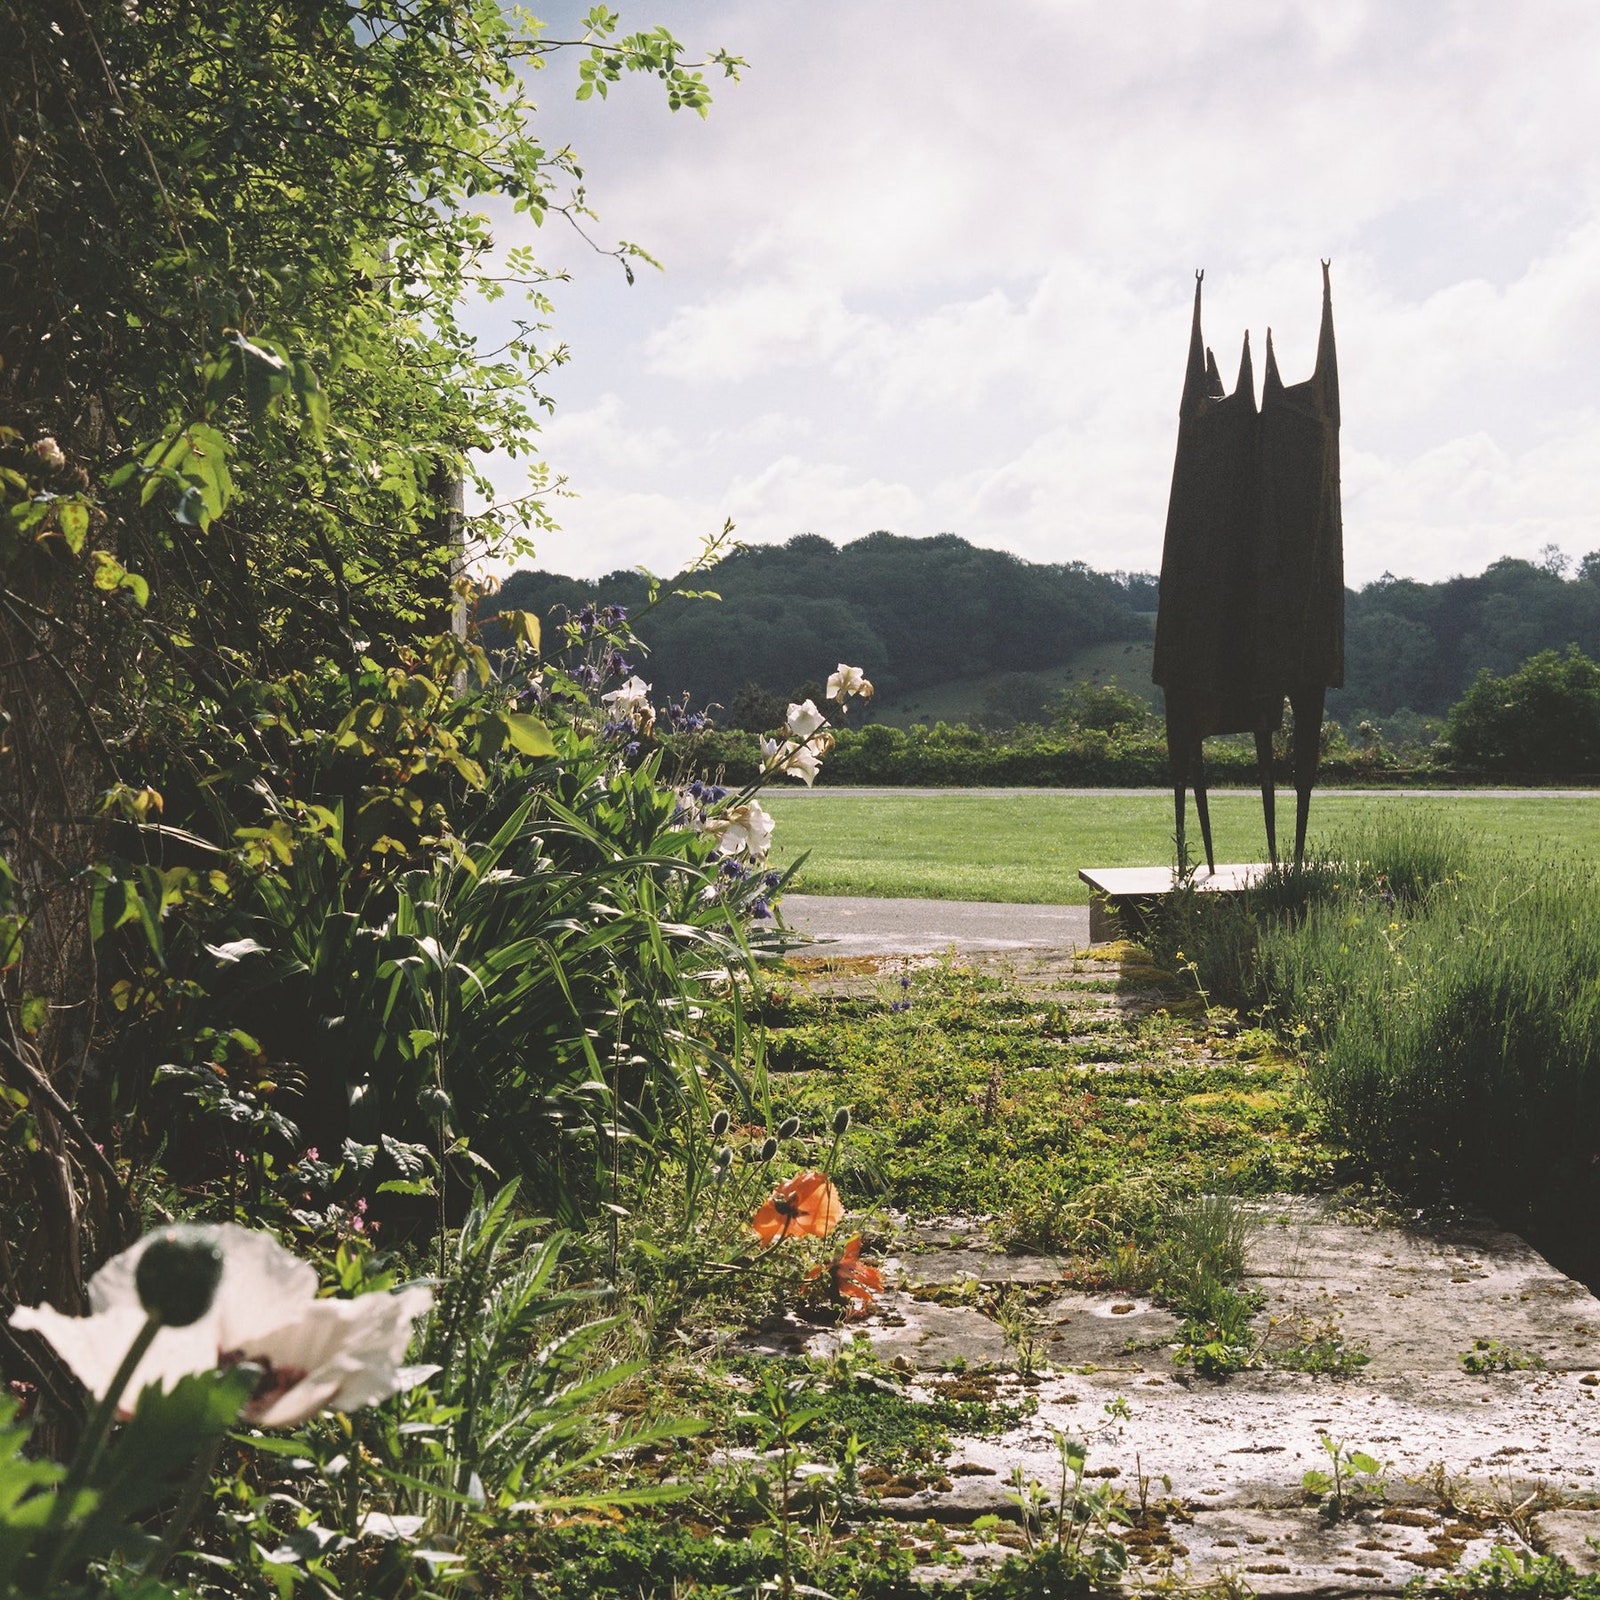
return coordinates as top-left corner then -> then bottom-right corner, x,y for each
765,924 -> 1600,1593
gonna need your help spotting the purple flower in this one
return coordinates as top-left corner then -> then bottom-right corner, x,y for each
750,897 -> 771,919
624,740 -> 641,758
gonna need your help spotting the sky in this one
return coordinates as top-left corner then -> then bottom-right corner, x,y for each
471,1 -> 1600,588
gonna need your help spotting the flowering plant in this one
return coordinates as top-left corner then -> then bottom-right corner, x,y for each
13,1223 -> 433,1428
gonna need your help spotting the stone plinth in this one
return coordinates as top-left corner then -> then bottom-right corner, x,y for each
1079,863 -> 1270,943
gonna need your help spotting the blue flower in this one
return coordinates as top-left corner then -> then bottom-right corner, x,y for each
750,897 -> 771,919
764,871 -> 782,891
624,740 -> 641,758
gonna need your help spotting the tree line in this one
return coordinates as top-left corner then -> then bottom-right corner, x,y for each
494,538 -> 1600,736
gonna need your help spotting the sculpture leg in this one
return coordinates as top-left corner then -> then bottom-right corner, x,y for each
1167,708 -> 1190,873
1192,741 -> 1216,874
1290,687 -> 1325,867
1254,727 -> 1277,867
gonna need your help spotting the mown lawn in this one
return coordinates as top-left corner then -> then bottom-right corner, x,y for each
763,790 -> 1600,902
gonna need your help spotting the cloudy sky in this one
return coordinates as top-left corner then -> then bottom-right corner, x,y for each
474,1 -> 1600,588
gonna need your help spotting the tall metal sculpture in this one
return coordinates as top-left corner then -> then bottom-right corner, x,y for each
1152,264 -> 1343,871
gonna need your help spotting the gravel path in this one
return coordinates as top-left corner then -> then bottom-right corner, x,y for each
778,892 -> 1090,957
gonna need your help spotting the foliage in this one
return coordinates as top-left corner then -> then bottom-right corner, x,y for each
1457,1338 -> 1541,1374
1339,555 -> 1600,723
1151,815 -> 1600,1282
0,0 -> 748,1315
1050,678 -> 1157,736
498,541 -> 1600,738
1301,1434 -> 1387,1520
491,532 -> 1157,712
1444,647 -> 1600,773
1408,1546 -> 1600,1598
474,1519 -> 928,1600
755,962 -> 1331,1258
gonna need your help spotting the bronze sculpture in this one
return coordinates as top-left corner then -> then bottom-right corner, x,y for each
1152,264 -> 1343,871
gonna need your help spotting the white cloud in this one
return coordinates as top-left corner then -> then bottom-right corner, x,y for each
480,0 -> 1600,587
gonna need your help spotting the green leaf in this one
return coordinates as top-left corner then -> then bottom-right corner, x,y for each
501,711 -> 556,758
502,609 -> 541,652
57,499 -> 90,553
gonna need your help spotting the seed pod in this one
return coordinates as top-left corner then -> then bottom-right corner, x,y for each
757,1136 -> 778,1164
776,1116 -> 801,1140
710,1109 -> 731,1138
421,1086 -> 452,1118
135,1226 -> 224,1328
832,1106 -> 853,1136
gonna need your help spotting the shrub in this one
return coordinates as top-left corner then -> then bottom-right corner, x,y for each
1444,646 -> 1600,772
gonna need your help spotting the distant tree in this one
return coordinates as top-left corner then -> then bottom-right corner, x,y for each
1051,678 -> 1156,736
727,682 -> 785,733
1444,647 -> 1600,773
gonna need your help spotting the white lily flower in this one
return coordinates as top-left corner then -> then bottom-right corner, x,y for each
706,800 -> 775,860
10,1224 -> 432,1426
786,699 -> 826,740
826,664 -> 873,703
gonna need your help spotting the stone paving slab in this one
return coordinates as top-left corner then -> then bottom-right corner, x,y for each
1249,1198 -> 1600,1376
779,1195 -> 1600,1592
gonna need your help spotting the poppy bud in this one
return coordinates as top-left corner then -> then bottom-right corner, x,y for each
714,1144 -> 733,1170
710,1109 -> 731,1138
421,1087 -> 452,1118
135,1226 -> 224,1327
832,1106 -> 852,1136
757,1136 -> 778,1164
776,1116 -> 801,1140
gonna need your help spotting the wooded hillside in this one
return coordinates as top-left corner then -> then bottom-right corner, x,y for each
493,539 -> 1600,730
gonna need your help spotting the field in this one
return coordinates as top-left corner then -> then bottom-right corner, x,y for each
764,789 -> 1600,902
868,636 -> 1158,728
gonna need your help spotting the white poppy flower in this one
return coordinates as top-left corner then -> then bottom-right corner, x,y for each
10,1224 -> 432,1426
600,675 -> 654,728
786,699 -> 826,740
706,800 -> 775,860
826,664 -> 873,703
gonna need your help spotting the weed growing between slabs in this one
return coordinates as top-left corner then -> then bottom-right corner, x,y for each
758,957 -> 1334,1252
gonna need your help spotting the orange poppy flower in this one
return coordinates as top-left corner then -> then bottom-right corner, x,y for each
806,1234 -> 884,1317
749,1170 -> 844,1245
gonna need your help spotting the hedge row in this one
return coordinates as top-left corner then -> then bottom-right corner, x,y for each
675,724 -> 1459,789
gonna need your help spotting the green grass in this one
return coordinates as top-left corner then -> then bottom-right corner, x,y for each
765,791 -> 1600,903
767,962 -> 1333,1246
